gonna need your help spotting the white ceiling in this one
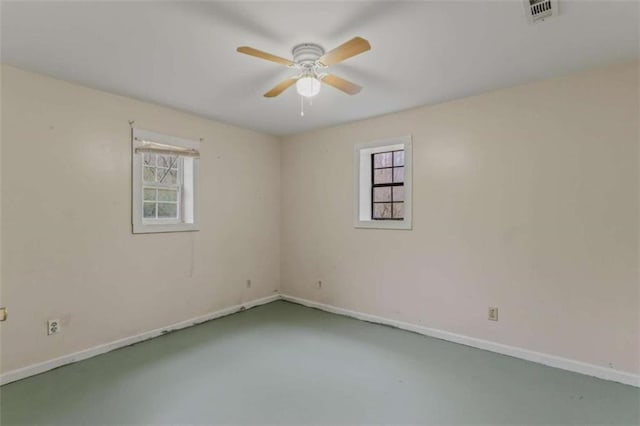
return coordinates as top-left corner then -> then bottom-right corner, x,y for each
1,1 -> 638,136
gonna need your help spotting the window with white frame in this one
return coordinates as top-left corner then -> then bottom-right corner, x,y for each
354,136 -> 412,229
132,129 -> 199,234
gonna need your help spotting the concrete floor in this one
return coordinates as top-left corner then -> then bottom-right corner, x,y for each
1,301 -> 638,425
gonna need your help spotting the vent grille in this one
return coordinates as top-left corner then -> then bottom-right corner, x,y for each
525,0 -> 558,23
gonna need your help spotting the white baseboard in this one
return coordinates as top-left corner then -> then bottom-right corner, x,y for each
0,294 -> 280,386
280,294 -> 640,388
3,293 -> 638,388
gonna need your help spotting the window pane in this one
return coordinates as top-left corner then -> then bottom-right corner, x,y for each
374,168 -> 392,184
158,189 -> 178,202
158,155 -> 171,169
143,202 -> 156,218
392,186 -> 405,202
373,186 -> 391,202
157,168 -> 178,184
373,152 -> 392,168
144,167 -> 156,182
373,203 -> 392,219
393,166 -> 404,183
143,153 -> 156,166
155,167 -> 168,183
392,202 -> 405,219
143,188 -> 156,201
154,168 -> 176,184
158,203 -> 178,218
157,155 -> 178,169
394,151 -> 405,166
167,169 -> 178,184
157,155 -> 169,168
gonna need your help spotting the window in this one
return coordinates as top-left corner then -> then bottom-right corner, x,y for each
371,150 -> 405,220
132,129 -> 199,234
354,136 -> 412,229
143,153 -> 182,221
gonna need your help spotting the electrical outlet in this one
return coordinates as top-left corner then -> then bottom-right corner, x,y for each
488,307 -> 498,321
246,279 -> 252,288
48,319 -> 61,335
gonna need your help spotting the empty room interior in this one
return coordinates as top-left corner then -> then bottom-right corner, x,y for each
0,1 -> 639,425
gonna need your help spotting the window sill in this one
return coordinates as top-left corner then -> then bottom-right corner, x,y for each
133,222 -> 199,234
354,219 -> 412,230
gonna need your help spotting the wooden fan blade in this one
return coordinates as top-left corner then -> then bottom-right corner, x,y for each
321,74 -> 362,95
318,37 -> 371,66
237,46 -> 294,66
264,78 -> 298,97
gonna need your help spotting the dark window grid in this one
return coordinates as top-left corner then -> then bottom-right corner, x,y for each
371,150 -> 405,177
372,199 -> 404,221
371,150 -> 405,220
371,149 -> 404,170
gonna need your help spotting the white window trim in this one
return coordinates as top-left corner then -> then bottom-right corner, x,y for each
132,129 -> 200,234
353,135 -> 412,230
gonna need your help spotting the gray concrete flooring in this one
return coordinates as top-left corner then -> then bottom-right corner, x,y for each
1,301 -> 638,425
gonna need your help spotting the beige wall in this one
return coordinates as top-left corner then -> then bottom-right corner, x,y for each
2,61 -> 638,378
0,65 -> 281,374
281,62 -> 640,375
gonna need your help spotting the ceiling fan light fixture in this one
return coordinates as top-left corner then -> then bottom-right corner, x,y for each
296,76 -> 321,98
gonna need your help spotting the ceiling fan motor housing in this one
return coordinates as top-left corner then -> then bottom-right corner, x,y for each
292,43 -> 325,67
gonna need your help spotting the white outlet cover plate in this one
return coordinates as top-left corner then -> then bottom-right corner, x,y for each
47,319 -> 60,335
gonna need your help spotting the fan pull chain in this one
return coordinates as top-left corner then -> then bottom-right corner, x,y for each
300,95 -> 304,117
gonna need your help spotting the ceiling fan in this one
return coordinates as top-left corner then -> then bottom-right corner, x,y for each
236,37 -> 371,99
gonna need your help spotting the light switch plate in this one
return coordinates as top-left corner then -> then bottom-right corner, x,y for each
0,307 -> 6,321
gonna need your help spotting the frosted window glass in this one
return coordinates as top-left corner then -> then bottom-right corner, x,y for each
394,151 -> 404,166
373,152 -> 392,168
373,203 -> 392,219
393,202 -> 404,219
374,168 -> 392,184
374,187 -> 392,202
392,186 -> 404,202
393,167 -> 404,183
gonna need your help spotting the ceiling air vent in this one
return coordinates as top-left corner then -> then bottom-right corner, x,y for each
524,0 -> 558,23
